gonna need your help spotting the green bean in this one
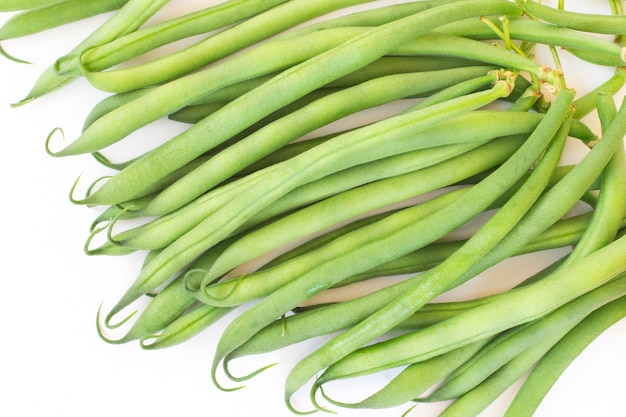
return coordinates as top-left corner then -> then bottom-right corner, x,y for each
93,132 -> 510,256
51,26 -> 374,156
94,87 -> 343,169
326,55 -> 486,88
86,108 -> 595,239
435,280 -> 626,417
436,16 -> 626,67
191,188 -> 471,308
341,208 -> 626,287
88,56 -> 483,129
296,96 -> 626,404
317,235 -> 626,403
101,105 -> 541,255
422,276 -> 626,403
140,303 -> 233,351
320,339 -> 494,411
95,109 -> 595,256
191,138 -> 523,306
97,239 -> 230,341
207,89 -> 572,408
134,67 -> 500,217
573,68 -> 626,120
563,94 -> 626,266
224,211 -> 615,364
169,60 -> 498,125
518,0 -> 626,35
277,0 -> 464,41
101,82 -> 514,327
59,0 -> 290,74
13,0 -> 171,105
72,0 -> 463,91
82,88 -> 151,133
0,0 -> 128,40
504,295 -> 626,417
72,0 -> 375,92
0,0 -> 65,12
454,97 -> 626,289
61,0 -> 529,207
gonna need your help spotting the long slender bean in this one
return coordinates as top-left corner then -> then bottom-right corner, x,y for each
518,0 -> 626,35
437,16 -> 626,67
134,67 -> 500,217
571,94 -> 626,253
0,0 -> 65,12
191,138 -> 524,306
224,211 -> 615,363
572,68 -> 626,119
59,0 -> 289,74
95,107 -> 595,256
97,239 -> 229,340
453,97 -> 626,289
69,0 -> 376,91
321,339 -> 494,411
101,82 -> 514,327
86,108 -> 595,245
503,295 -> 626,417
435,279 -> 626,417
13,0 -> 171,105
206,89 -> 572,408
317,237 -> 626,401
421,276 -> 626,403
0,0 -> 128,40
51,26 -> 375,155
62,0 -> 528,207
292,97 -> 626,408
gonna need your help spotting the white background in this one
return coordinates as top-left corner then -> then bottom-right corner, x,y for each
0,1 -> 625,416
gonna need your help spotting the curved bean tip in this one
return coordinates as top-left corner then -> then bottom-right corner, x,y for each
285,393 -> 322,416
105,206 -> 132,247
0,42 -> 31,65
182,268 -> 207,292
211,359 -> 246,393
104,306 -> 137,330
10,95 -> 34,108
95,303 -> 136,345
83,222 -> 109,255
199,277 -> 243,305
44,127 -> 66,157
222,354 -> 277,384
68,174 -> 86,205
311,383 -> 340,415
139,333 -> 165,350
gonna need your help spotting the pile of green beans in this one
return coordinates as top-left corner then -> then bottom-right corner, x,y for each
2,0 -> 626,416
